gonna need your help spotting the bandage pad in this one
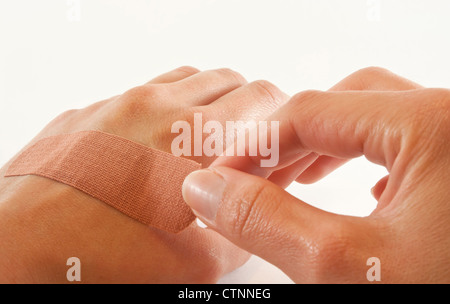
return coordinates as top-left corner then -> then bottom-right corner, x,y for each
5,131 -> 201,233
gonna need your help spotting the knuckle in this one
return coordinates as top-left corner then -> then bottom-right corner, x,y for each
123,84 -> 161,100
118,85 -> 163,116
345,66 -> 393,90
227,181 -> 279,241
356,66 -> 391,78
289,90 -> 324,111
57,109 -> 78,119
214,68 -> 247,85
174,65 -> 200,75
48,109 -> 79,127
252,80 -> 285,105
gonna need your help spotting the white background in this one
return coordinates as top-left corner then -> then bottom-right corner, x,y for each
1,0 -> 449,283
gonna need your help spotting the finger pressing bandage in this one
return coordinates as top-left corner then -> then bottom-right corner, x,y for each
5,131 -> 201,233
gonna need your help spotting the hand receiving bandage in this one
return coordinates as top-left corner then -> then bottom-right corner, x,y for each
0,66 -> 289,283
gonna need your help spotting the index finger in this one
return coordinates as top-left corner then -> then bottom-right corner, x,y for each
294,67 -> 423,184
211,88 -> 425,178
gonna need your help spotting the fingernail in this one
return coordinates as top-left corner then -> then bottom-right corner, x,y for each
182,169 -> 225,222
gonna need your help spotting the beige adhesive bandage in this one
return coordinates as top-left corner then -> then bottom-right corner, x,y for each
5,131 -> 201,233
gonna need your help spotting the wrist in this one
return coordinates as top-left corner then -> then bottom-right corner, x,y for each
0,174 -> 79,283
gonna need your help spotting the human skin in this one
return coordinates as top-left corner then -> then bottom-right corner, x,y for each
183,67 -> 450,283
0,66 -> 290,283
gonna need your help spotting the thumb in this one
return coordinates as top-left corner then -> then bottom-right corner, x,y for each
182,166 -> 355,282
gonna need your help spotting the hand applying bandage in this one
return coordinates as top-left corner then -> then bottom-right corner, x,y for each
182,67 -> 450,283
